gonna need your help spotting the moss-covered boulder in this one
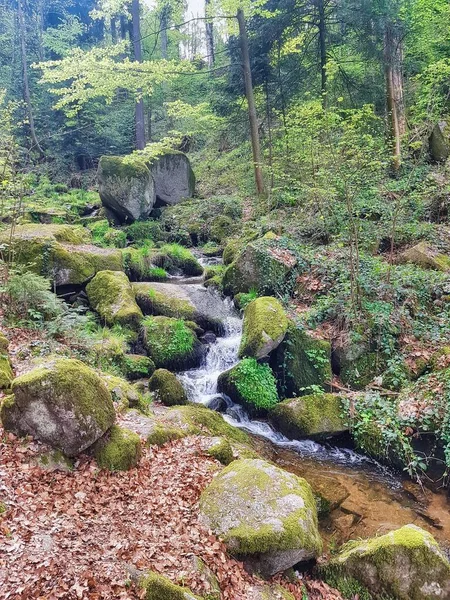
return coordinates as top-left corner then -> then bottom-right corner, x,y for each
0,223 -> 123,286
239,297 -> 288,359
199,458 -> 322,576
149,368 -> 187,406
324,524 -> 450,600
270,394 -> 347,440
160,404 -> 251,444
222,237 -> 298,296
100,373 -> 149,413
97,155 -> 156,223
158,244 -> 203,276
87,270 -> 143,328
146,423 -> 187,446
399,241 -> 450,272
270,325 -> 332,397
248,585 -> 295,600
139,570 -> 202,600
218,359 -> 279,416
336,343 -> 384,390
133,282 -> 196,320
94,425 -> 141,471
204,436 -> 234,465
147,149 -> 195,206
1,359 -> 115,456
0,332 -> 13,390
429,121 -> 450,163
141,316 -> 204,370
122,354 -> 155,380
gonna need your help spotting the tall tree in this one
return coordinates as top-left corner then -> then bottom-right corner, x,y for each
131,0 -> 146,149
205,0 -> 215,67
384,20 -> 405,169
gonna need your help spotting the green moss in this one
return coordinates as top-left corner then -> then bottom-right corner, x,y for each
146,424 -> 186,446
159,244 -> 203,276
199,458 -> 322,559
271,324 -> 332,397
204,265 -> 225,281
0,332 -> 9,352
340,352 -> 384,390
218,359 -> 279,415
239,296 -> 288,359
270,394 -> 347,439
222,239 -> 243,265
162,404 -> 251,444
140,571 -> 203,600
203,275 -> 222,291
123,354 -> 155,380
210,215 -> 234,242
133,283 -> 196,320
149,369 -> 187,406
0,354 -> 13,390
87,270 -> 143,328
205,437 -> 234,465
101,373 -> 149,413
99,155 -> 150,180
141,316 -> 200,370
94,425 -> 141,471
0,502 -> 7,515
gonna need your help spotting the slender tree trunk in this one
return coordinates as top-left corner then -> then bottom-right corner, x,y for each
160,5 -> 169,59
120,15 -> 127,40
205,0 -> 214,67
17,0 -> 44,157
111,17 -> 117,43
384,22 -> 405,170
237,9 -> 265,195
131,0 -> 146,150
316,0 -> 327,107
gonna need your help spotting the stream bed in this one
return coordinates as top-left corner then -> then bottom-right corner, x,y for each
176,257 -> 450,553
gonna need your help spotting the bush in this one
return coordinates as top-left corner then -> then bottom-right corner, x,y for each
125,220 -> 165,245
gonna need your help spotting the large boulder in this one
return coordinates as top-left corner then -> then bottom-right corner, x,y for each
239,296 -> 288,359
147,150 -> 195,206
270,324 -> 332,397
141,316 -> 204,370
218,358 -> 279,416
199,458 -> 322,576
86,270 -> 143,328
0,224 -> 123,286
222,236 -> 298,296
325,524 -> 450,600
0,359 -> 115,456
133,282 -> 222,332
0,332 -> 13,390
270,394 -> 347,440
97,155 -> 156,223
429,121 -> 450,163
398,241 -> 450,272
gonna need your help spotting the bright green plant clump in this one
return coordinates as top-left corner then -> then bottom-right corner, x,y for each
218,358 -> 279,415
141,316 -> 201,370
159,243 -> 203,276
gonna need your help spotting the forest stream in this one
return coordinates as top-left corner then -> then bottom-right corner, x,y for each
178,254 -> 450,555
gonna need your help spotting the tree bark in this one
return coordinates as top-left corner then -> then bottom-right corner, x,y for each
237,9 -> 265,195
384,22 -> 405,170
316,0 -> 327,107
131,0 -> 146,150
111,17 -> 117,43
17,0 -> 44,157
160,5 -> 169,59
205,0 -> 214,67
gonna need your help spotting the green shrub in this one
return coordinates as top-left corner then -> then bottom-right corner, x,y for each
125,220 -> 165,244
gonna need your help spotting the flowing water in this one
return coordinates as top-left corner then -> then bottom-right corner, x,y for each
177,258 -> 450,552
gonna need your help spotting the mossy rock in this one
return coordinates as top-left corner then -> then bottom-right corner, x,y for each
269,394 -> 348,440
222,239 -> 243,265
94,425 -> 141,471
139,570 -> 203,600
146,149 -> 195,207
141,316 -> 204,371
270,324 -> 332,397
218,359 -> 279,416
49,242 -> 124,286
210,215 -> 234,243
429,121 -> 450,162
123,354 -> 155,380
399,241 -> 450,272
159,244 -> 203,276
0,331 -> 9,352
248,585 -> 295,600
323,524 -> 450,600
161,404 -> 251,444
239,297 -> 288,359
149,369 -> 187,406
133,282 -> 196,320
146,424 -> 187,446
203,275 -> 222,291
2,359 -> 115,456
222,237 -> 298,296
0,352 -> 13,391
86,270 -> 143,328
199,458 -> 322,577
204,437 -> 234,465
98,155 -> 156,223
101,373 -> 150,413
339,351 -> 384,390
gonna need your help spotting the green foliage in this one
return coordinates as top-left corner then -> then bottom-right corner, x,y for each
125,220 -> 165,245
229,358 -> 279,411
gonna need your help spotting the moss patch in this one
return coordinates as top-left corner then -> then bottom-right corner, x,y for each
146,424 -> 187,446
141,316 -> 202,370
159,244 -> 203,276
139,570 -> 203,600
205,437 -> 234,465
123,354 -> 155,380
94,425 -> 141,471
133,283 -> 196,320
149,369 -> 187,406
218,359 -> 279,416
239,296 -> 288,359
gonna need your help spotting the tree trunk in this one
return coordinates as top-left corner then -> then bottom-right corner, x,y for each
17,0 -> 44,157
120,15 -> 128,40
384,22 -> 405,170
111,17 -> 117,43
316,0 -> 327,107
160,5 -> 169,59
131,0 -> 146,150
205,0 -> 214,67
237,9 -> 265,195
